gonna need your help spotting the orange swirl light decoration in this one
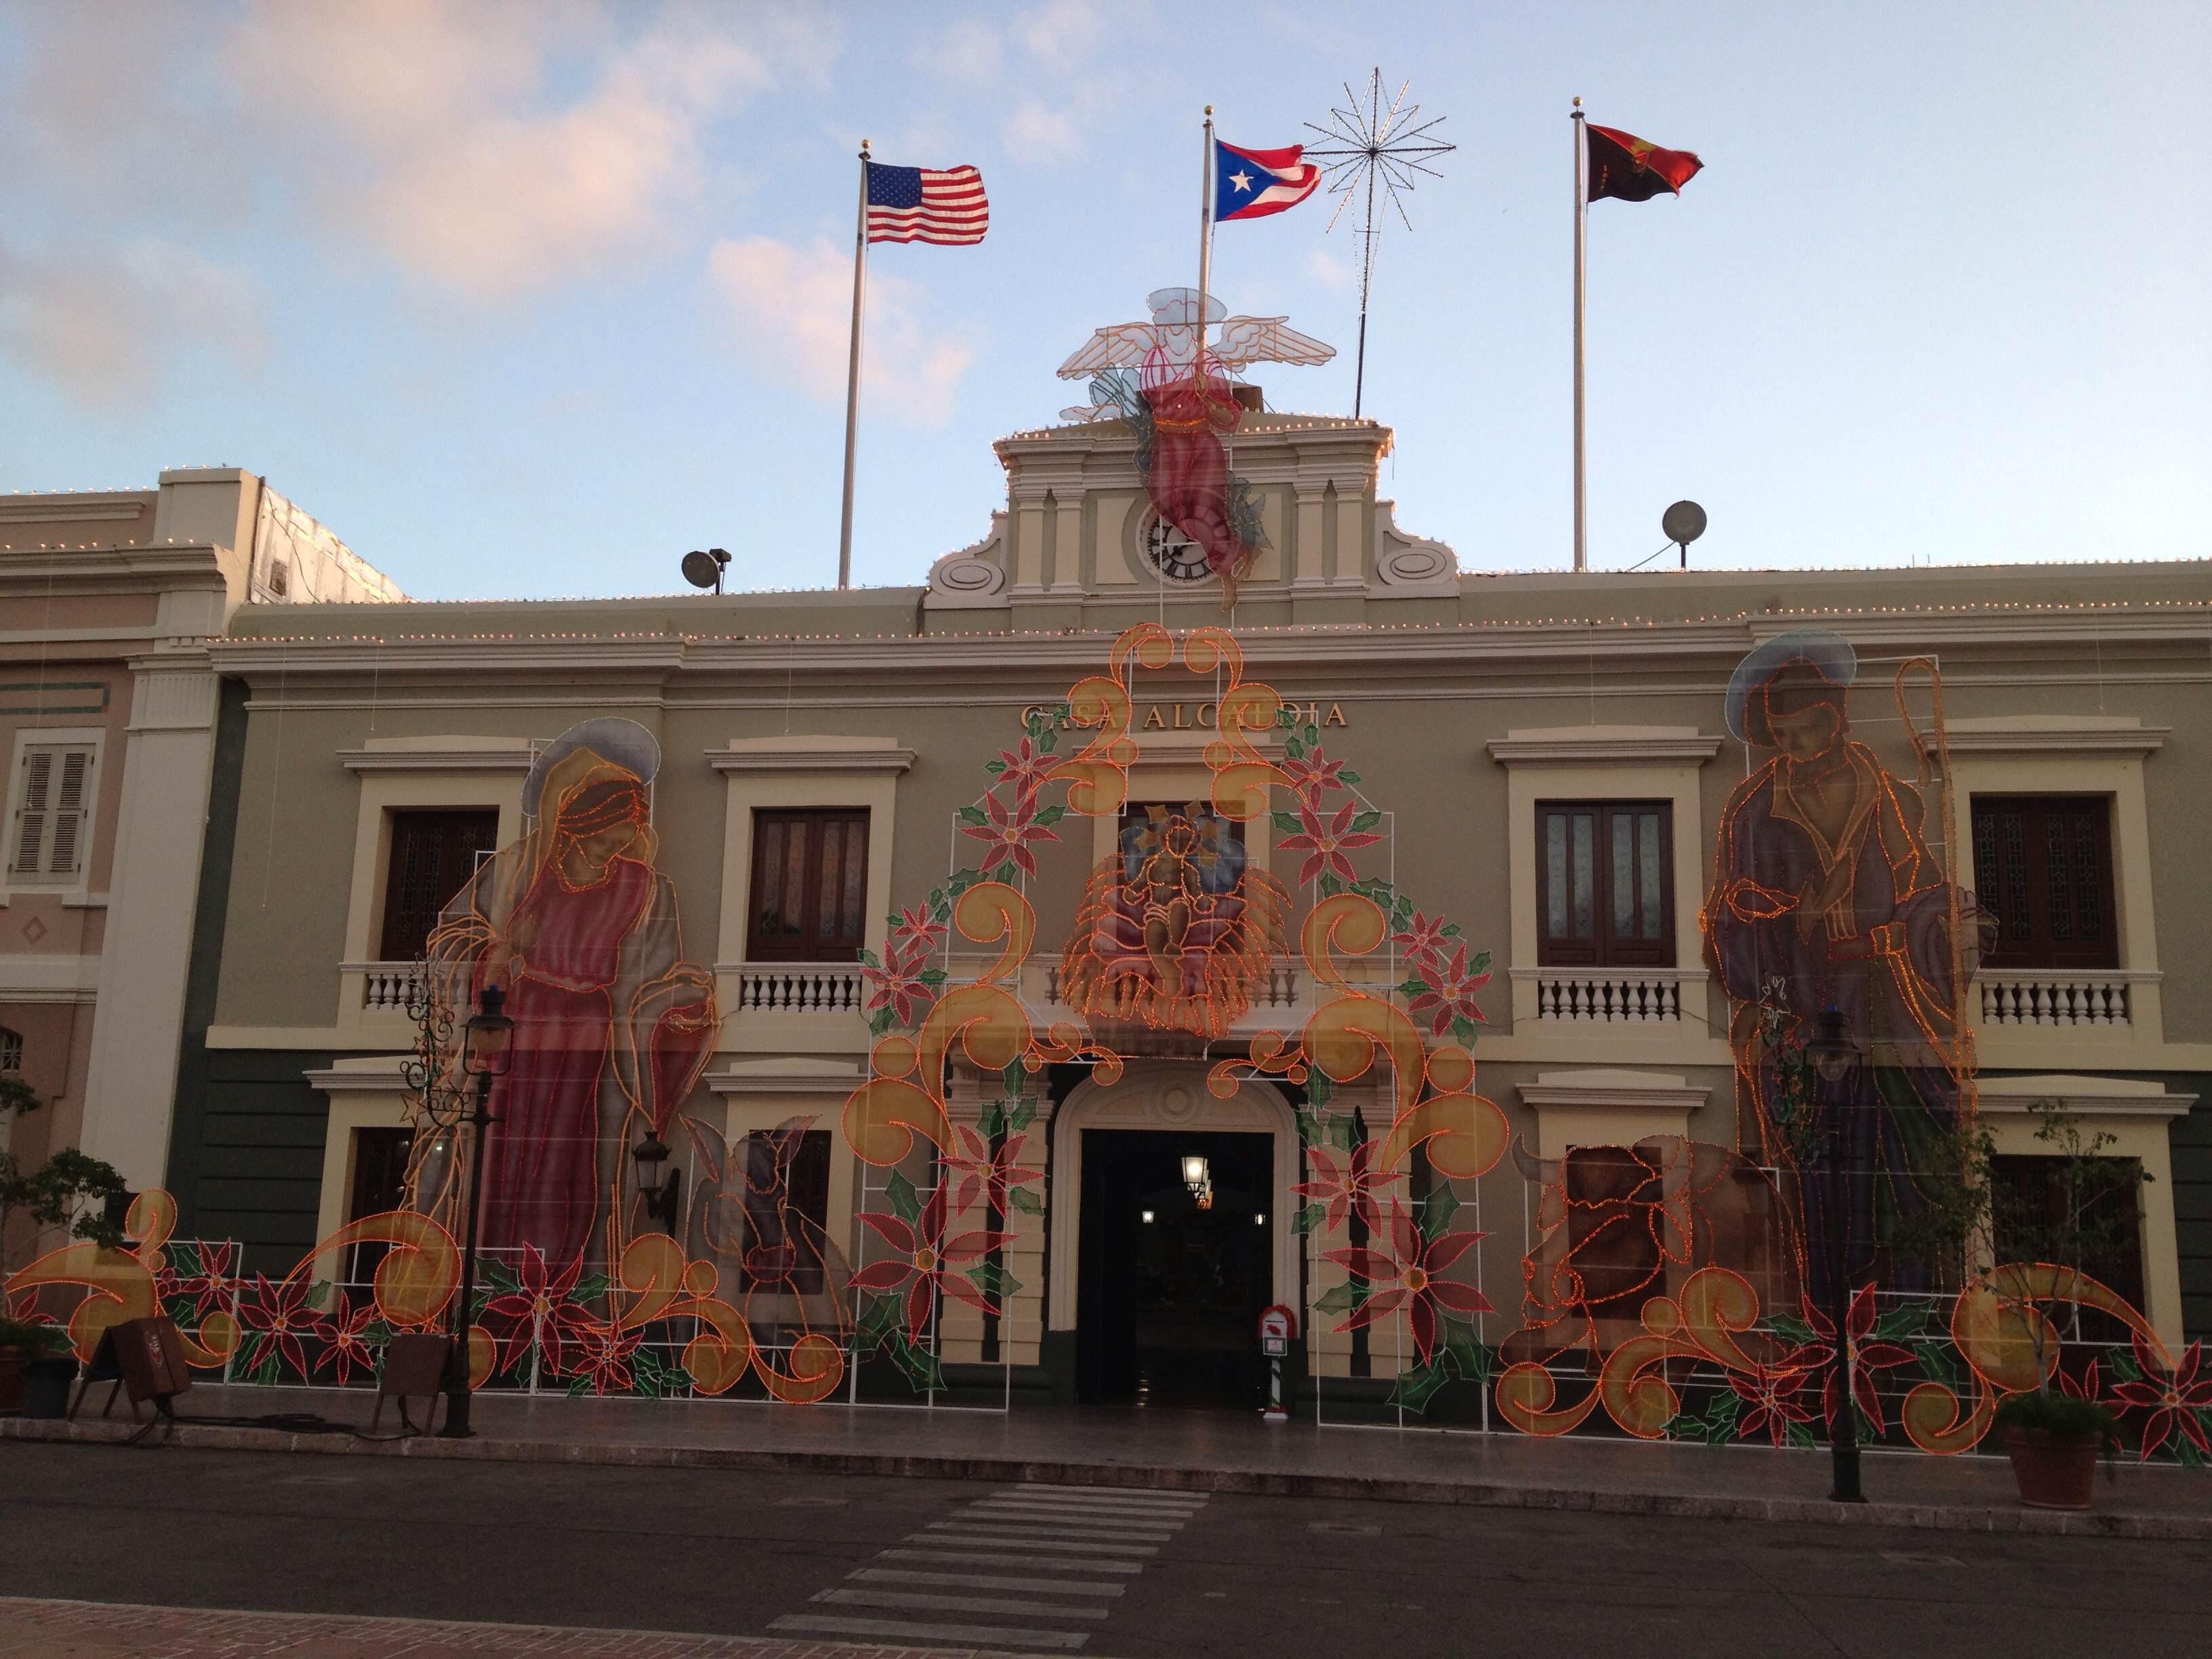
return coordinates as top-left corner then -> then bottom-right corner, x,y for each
1495,1359 -> 1605,1437
954,881 -> 1034,986
297,1208 -> 462,1331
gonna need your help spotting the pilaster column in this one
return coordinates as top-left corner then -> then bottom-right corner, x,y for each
79,651 -> 221,1189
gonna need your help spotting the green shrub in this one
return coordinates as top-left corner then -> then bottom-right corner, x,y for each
0,1315 -> 68,1355
1994,1389 -> 2116,1443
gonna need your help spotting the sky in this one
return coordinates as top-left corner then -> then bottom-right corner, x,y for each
1,1 -> 2207,601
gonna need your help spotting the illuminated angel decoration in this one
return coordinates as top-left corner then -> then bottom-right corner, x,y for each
1060,802 -> 1288,1038
1058,289 -> 1334,609
1701,632 -> 1971,1302
419,718 -> 718,1274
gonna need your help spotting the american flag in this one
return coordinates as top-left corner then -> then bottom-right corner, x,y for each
865,162 -> 989,246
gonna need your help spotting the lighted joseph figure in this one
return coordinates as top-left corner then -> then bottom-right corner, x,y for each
421,718 -> 718,1272
1702,632 -> 1969,1300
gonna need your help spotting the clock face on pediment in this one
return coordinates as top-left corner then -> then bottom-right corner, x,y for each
1142,512 -> 1212,585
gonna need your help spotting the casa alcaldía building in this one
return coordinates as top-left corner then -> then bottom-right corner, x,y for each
10,328 -> 2211,1446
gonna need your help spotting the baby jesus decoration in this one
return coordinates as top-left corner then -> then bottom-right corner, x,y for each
1060,802 -> 1288,1039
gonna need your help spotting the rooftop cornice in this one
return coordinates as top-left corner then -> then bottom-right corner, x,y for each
0,543 -> 230,594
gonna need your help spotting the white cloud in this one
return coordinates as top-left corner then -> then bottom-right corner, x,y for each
1004,98 -> 1085,162
914,18 -> 1002,83
223,0 -> 831,302
0,237 -> 266,410
1015,0 -> 1105,68
1307,248 -> 1355,292
708,237 -> 973,427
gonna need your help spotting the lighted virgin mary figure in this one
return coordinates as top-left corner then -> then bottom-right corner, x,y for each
1701,632 -> 1973,1300
1060,803 -> 1287,1038
420,718 -> 718,1273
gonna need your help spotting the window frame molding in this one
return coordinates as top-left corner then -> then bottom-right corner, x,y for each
1943,716 -> 2165,1052
3,724 -> 105,901
710,737 -> 908,1054
337,738 -> 531,1038
1533,798 -> 1676,970
1489,726 -> 1722,1051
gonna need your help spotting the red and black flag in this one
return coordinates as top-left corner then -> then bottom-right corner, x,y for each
1584,124 -> 1702,202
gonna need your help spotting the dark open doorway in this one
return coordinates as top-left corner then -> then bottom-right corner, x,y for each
1076,1129 -> 1275,1408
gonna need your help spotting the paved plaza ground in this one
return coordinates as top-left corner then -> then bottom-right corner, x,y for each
5,1444 -> 2210,1658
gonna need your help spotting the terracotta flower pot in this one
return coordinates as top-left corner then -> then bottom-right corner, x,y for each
0,1348 -> 24,1415
2004,1426 -> 2102,1511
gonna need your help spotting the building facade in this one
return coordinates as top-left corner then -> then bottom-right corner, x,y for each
0,471 -> 398,1269
131,400 -> 2211,1437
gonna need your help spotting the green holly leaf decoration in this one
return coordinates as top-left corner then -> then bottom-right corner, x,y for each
1873,1298 -> 1936,1340
1417,1182 -> 1461,1240
1351,809 -> 1383,833
1388,1357 -> 1452,1414
1315,872 -> 1345,897
1315,1280 -> 1367,1315
966,1261 -> 1023,1300
866,1007 -> 898,1038
957,804 -> 988,826
1307,1071 -> 1334,1110
884,1170 -> 924,1225
979,1100 -> 1007,1139
1340,769 -> 1362,785
1328,1112 -> 1362,1153
888,1332 -> 945,1394
1009,1186 -> 1045,1216
1448,1016 -> 1482,1046
1008,1095 -> 1038,1133
1767,1311 -> 1818,1345
1033,802 -> 1067,827
1292,1201 -> 1328,1235
1285,735 -> 1306,760
984,758 -> 1006,775
1271,810 -> 1304,835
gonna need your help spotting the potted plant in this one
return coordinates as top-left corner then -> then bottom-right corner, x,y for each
1994,1388 -> 2117,1509
1,1074 -> 126,1414
0,1314 -> 68,1415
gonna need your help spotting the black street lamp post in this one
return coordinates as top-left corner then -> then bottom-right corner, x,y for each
440,983 -> 514,1439
1807,1006 -> 1867,1504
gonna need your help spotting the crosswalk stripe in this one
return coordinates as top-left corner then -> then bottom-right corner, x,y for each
912,1529 -> 1158,1556
964,1504 -> 1189,1529
853,1568 -> 1124,1597
994,1488 -> 1208,1510
771,1614 -> 1088,1651
928,1520 -> 1175,1543
815,1586 -> 1109,1620
878,1547 -> 1144,1574
1005,1483 -> 1205,1500
960,1513 -> 1185,1530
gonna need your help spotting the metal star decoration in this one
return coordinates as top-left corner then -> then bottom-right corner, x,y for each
1303,69 -> 1456,416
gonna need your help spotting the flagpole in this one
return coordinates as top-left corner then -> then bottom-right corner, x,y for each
1572,98 -> 1588,573
837,139 -> 870,590
1197,107 -> 1215,369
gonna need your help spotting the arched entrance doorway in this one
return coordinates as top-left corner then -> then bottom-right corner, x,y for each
1049,1063 -> 1300,1408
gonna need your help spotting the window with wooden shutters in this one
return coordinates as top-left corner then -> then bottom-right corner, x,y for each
746,809 -> 869,962
7,742 -> 97,880
1969,796 -> 2118,970
378,809 -> 501,961
1536,801 -> 1672,967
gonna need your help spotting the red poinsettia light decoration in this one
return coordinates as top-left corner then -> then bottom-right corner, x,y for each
237,1273 -> 332,1380
943,1123 -> 1044,1221
1279,800 -> 1383,886
1404,943 -> 1492,1038
864,904 -> 949,1028
480,1244 -> 599,1378
319,1292 -> 382,1386
987,736 -> 1057,800
851,1182 -> 1013,1342
961,790 -> 1061,878
1279,745 -> 1349,808
1294,1139 -> 1403,1237
2110,1332 -> 2212,1460
1728,1357 -> 1820,1446
1322,1199 -> 1492,1364
1790,1286 -> 1916,1433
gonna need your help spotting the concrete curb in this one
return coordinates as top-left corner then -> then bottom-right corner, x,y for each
7,1416 -> 2204,1542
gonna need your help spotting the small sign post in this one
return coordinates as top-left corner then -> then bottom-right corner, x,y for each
1258,1303 -> 1297,1422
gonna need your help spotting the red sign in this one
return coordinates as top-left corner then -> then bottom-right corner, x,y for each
1258,1304 -> 1298,1355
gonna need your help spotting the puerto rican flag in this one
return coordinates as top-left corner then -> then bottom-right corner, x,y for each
1214,138 -> 1319,222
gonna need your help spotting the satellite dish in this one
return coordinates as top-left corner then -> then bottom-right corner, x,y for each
1662,500 -> 1707,546
681,548 -> 731,594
